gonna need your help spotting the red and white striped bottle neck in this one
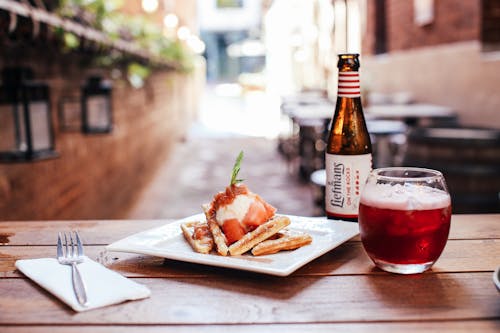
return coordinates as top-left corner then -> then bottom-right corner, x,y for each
337,71 -> 360,98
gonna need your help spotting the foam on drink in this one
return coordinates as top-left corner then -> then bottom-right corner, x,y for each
360,183 -> 451,211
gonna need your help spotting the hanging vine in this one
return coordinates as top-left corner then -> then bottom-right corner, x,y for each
55,0 -> 195,85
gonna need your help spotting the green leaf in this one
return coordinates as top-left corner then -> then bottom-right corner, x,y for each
56,0 -> 195,74
230,151 -> 244,186
63,32 -> 79,49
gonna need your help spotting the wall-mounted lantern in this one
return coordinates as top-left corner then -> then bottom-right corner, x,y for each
81,77 -> 112,134
0,67 -> 57,162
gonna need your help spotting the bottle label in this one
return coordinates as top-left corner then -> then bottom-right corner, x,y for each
325,153 -> 372,219
338,71 -> 360,98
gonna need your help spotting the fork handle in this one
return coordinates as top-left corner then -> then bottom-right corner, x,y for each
71,263 -> 88,306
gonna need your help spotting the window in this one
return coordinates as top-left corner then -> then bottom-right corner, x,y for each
374,0 -> 387,54
481,0 -> 500,52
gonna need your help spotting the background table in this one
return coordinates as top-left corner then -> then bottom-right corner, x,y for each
364,103 -> 458,126
0,214 -> 499,332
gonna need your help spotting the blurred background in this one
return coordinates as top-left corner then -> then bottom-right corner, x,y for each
0,0 -> 499,221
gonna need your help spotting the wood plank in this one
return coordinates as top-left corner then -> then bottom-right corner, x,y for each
1,239 -> 499,278
0,215 -> 492,245
0,273 -> 498,325
0,214 -> 498,247
1,321 -> 499,333
0,220 -> 167,246
450,214 -> 500,240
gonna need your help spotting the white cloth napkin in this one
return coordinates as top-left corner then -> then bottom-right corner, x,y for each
15,256 -> 151,312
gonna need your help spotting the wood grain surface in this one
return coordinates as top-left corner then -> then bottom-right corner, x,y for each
0,214 -> 499,332
1,321 -> 499,333
1,239 -> 498,278
0,214 -> 499,246
1,273 -> 498,324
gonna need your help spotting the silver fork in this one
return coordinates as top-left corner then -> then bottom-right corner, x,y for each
57,231 -> 88,306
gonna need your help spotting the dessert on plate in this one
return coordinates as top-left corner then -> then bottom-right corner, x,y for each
182,151 -> 312,256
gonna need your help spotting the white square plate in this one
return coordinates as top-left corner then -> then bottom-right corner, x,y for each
106,214 -> 359,276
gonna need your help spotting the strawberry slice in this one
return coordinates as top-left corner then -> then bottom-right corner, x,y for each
242,196 -> 276,229
222,218 -> 246,245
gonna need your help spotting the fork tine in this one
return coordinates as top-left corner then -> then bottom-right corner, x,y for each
69,232 -> 75,258
57,232 -> 63,258
63,232 -> 69,257
75,231 -> 84,257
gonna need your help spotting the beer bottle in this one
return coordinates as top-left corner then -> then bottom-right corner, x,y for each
325,53 -> 372,221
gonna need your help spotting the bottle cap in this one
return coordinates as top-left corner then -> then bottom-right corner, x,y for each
337,54 -> 360,70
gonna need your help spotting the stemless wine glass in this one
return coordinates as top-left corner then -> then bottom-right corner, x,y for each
358,167 -> 452,274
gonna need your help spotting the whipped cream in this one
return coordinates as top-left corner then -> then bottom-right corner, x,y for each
215,194 -> 254,226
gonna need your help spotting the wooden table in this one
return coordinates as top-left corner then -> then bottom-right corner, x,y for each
1,215 -> 499,332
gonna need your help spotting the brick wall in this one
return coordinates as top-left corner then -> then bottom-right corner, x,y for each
363,0 -> 480,54
361,0 -> 500,129
363,41 -> 500,128
0,53 -> 204,220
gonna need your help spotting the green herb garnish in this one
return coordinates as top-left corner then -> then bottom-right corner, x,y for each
230,151 -> 244,186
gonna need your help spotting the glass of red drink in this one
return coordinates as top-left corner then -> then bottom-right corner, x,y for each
358,167 -> 452,274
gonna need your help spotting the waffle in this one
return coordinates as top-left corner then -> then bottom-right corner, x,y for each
228,215 -> 291,256
251,229 -> 313,256
198,204 -> 310,257
202,204 -> 229,256
180,221 -> 214,254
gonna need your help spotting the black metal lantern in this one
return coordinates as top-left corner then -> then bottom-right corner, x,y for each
81,77 -> 112,134
0,67 -> 57,162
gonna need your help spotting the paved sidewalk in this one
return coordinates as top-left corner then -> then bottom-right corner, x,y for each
127,135 -> 318,219
127,85 -> 319,219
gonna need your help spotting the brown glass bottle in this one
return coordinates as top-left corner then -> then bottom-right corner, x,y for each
325,54 -> 372,222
